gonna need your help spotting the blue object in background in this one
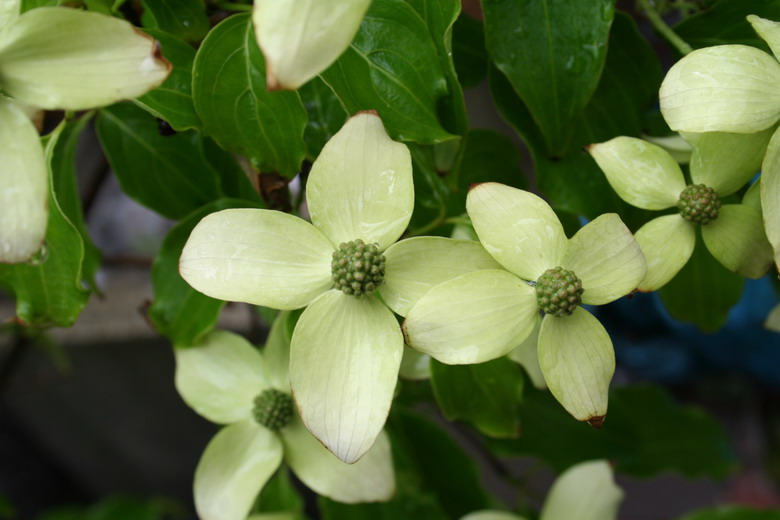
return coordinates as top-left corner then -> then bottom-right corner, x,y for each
603,277 -> 780,386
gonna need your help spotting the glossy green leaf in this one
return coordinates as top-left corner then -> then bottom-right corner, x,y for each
675,0 -> 780,51
677,507 -> 780,520
298,77 -> 347,159
405,0 -> 468,135
96,103 -> 238,220
320,407 -> 489,519
48,115 -> 101,287
452,13 -> 488,89
0,124 -> 91,327
251,467 -> 304,518
449,128 -> 526,206
659,231 -> 745,332
489,385 -> 735,478
135,29 -> 200,131
192,14 -> 307,177
483,0 -> 614,155
320,0 -> 456,144
149,199 -> 262,345
490,12 -> 660,225
430,356 -> 523,438
141,0 -> 208,43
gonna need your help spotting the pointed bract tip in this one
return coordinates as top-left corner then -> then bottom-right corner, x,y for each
468,182 -> 486,192
586,415 -> 606,429
355,109 -> 380,117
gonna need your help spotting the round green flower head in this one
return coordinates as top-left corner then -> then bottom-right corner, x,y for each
331,239 -> 386,296
252,389 -> 294,431
536,267 -> 584,317
677,184 -> 720,225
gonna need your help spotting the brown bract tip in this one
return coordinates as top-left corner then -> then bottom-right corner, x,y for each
133,28 -> 173,72
468,182 -> 486,192
355,109 -> 380,117
586,415 -> 605,429
401,321 -> 411,346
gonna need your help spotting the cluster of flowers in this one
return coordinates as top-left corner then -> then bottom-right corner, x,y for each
174,14 -> 780,517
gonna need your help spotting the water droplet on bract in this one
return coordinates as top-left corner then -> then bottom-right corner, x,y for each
28,244 -> 49,265
27,242 -> 49,266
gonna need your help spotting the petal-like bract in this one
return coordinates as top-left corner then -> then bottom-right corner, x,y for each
380,237 -> 503,316
766,303 -> 780,333
194,420 -> 283,520
0,96 -> 47,263
749,15 -> 780,62
281,417 -> 395,503
660,45 -> 780,133
538,308 -> 614,423
588,137 -> 684,210
762,126 -> 780,267
539,460 -> 623,520
263,311 -> 294,392
0,8 -> 169,110
467,183 -> 566,280
701,204 -> 774,278
0,0 -> 18,32
508,313 -> 546,390
175,330 -> 268,424
307,112 -> 414,251
563,214 -> 646,305
634,215 -> 696,292
290,290 -> 403,463
689,128 -> 773,196
403,269 -> 538,365
180,209 -> 333,310
253,0 -> 370,90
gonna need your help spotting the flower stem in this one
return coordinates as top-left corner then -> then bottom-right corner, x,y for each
637,0 -> 694,55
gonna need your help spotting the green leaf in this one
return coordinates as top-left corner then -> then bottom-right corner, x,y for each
489,384 -> 735,479
430,357 -> 523,438
483,0 -> 614,155
149,198 -> 263,345
490,12 -> 659,227
659,230 -> 745,332
404,0 -> 469,135
675,0 -> 780,51
192,13 -> 307,178
320,0 -> 457,144
449,128 -> 526,202
298,77 -> 347,160
0,125 -> 92,328
141,0 -> 208,43
48,115 -> 101,289
96,103 -> 249,220
678,507 -> 780,520
135,29 -> 201,131
251,467 -> 305,517
453,12 -> 488,89
320,407 -> 489,520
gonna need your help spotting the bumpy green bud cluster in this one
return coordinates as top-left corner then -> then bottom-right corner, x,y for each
535,267 -> 584,317
252,389 -> 294,431
677,184 -> 720,225
331,239 -> 385,296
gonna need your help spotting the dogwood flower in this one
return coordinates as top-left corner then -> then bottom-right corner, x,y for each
589,135 -> 774,290
403,183 -> 647,425
174,319 -> 395,520
461,460 -> 623,520
0,1 -> 169,263
179,112 -> 500,463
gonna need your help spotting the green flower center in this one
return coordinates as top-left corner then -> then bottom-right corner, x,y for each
677,184 -> 720,225
331,239 -> 386,296
252,389 -> 294,431
535,267 -> 584,317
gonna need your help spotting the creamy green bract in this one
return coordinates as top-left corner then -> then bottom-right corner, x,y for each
403,183 -> 647,424
0,1 -> 169,263
589,135 -> 774,290
174,319 -> 395,520
179,112 -> 502,463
